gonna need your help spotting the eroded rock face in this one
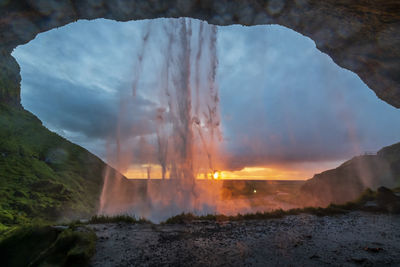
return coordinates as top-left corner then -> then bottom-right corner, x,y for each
301,142 -> 400,206
0,0 -> 399,107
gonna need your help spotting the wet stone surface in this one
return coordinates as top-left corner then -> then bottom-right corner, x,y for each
90,212 -> 400,266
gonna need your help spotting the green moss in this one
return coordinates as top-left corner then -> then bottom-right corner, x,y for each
0,103 -> 114,226
0,225 -> 60,266
30,228 -> 97,267
0,209 -> 14,224
0,224 -> 96,267
0,224 -> 14,239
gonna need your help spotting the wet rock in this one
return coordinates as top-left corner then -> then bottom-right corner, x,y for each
364,201 -> 378,208
350,257 -> 368,264
376,187 -> 400,213
90,213 -> 400,266
364,247 -> 383,253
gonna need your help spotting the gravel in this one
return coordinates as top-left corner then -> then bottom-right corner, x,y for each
90,212 -> 400,266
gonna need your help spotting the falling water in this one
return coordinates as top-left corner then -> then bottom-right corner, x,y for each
148,19 -> 223,182
99,18 -> 224,221
150,18 -> 222,213
131,23 -> 152,97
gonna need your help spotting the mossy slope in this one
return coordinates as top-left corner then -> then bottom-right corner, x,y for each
0,104 -> 119,227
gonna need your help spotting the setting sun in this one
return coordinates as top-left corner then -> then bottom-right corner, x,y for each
213,171 -> 219,179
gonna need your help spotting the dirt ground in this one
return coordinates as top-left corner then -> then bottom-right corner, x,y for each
89,212 -> 400,266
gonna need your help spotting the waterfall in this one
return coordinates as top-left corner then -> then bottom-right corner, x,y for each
100,18 -> 223,221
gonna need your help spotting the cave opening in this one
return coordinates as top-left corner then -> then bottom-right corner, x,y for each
11,18 -> 400,222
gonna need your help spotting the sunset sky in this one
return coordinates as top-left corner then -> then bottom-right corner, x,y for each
12,18 -> 400,180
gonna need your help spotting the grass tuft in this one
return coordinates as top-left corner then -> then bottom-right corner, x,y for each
87,214 -> 150,224
162,188 -> 388,224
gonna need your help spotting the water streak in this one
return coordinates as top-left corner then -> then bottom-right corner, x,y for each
99,18 -> 224,221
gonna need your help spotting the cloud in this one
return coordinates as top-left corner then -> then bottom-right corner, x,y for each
217,25 -> 400,169
12,19 -> 400,174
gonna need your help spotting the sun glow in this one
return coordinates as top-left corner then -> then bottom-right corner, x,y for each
213,171 -> 219,179
122,164 -> 322,180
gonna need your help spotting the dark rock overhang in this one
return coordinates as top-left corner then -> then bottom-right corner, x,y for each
1,0 -> 399,107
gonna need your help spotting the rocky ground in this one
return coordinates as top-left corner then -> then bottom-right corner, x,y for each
89,212 -> 400,266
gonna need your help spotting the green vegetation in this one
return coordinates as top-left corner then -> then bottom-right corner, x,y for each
0,96 -> 398,266
0,103 -> 114,227
163,188 -> 388,224
87,214 -> 150,224
162,208 -> 345,224
0,188 -> 394,266
0,224 -> 96,267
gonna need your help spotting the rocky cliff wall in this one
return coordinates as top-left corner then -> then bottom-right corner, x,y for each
301,142 -> 400,206
0,0 -> 399,108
